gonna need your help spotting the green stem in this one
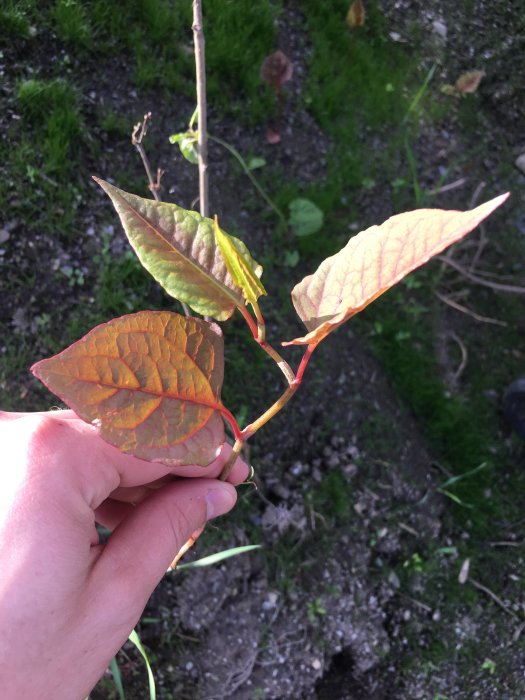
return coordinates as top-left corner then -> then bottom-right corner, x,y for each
209,134 -> 287,226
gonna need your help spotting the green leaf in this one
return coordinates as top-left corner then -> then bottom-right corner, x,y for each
169,130 -> 199,164
32,311 -> 229,466
109,658 -> 126,700
128,630 -> 156,700
247,156 -> 266,171
213,216 -> 266,311
288,198 -> 324,236
93,178 -> 264,321
176,544 -> 262,570
284,194 -> 509,347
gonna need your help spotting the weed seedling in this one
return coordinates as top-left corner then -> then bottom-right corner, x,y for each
31,186 -> 508,480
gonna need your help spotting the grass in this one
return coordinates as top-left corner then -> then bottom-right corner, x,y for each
16,78 -> 83,177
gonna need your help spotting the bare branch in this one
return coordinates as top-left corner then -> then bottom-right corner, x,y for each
193,0 -> 209,217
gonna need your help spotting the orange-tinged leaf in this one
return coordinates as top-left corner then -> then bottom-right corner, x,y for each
456,70 -> 485,95
32,311 -> 228,466
284,194 -> 509,347
93,178 -> 264,321
346,0 -> 366,27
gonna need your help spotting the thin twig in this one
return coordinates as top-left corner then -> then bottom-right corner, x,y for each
131,113 -> 162,202
192,0 -> 209,217
437,256 -> 525,294
131,114 -> 191,317
489,540 -> 524,548
450,331 -> 468,383
469,578 -> 520,622
428,177 -> 467,196
434,290 -> 507,327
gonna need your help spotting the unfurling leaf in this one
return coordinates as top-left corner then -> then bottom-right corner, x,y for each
284,194 -> 509,347
260,50 -> 293,89
289,198 -> 324,237
169,130 -> 199,164
213,216 -> 267,311
32,311 -> 229,466
346,0 -> 366,27
94,178 -> 264,321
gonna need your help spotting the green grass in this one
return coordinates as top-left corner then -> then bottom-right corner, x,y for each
0,4 -> 32,38
52,0 -> 91,46
16,78 -> 83,177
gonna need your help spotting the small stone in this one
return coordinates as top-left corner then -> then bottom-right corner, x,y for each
515,153 -> 525,174
311,658 -> 322,671
388,571 -> 401,589
432,20 -> 447,38
0,229 -> 9,244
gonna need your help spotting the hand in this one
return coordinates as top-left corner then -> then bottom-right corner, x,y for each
0,410 -> 247,700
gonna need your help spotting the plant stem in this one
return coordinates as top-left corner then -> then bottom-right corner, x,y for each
218,344 -> 316,480
219,438 -> 244,482
238,305 -> 295,384
241,343 -> 315,439
193,0 -> 209,218
209,134 -> 286,226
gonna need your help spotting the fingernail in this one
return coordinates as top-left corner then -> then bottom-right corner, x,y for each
205,485 -> 236,520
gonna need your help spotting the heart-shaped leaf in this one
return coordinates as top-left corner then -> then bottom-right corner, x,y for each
32,311 -> 230,466
289,198 -> 324,237
284,193 -> 509,347
93,178 -> 264,321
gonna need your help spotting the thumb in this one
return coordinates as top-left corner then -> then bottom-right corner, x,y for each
93,479 -> 236,614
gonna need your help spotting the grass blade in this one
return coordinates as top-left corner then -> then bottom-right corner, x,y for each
176,544 -> 262,570
128,629 -> 156,700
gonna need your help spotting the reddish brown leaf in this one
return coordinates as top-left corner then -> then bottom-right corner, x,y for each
284,194 -> 509,347
260,50 -> 293,89
32,311 -> 229,466
456,70 -> 485,95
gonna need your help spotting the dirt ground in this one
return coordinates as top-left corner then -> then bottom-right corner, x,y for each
2,1 -> 525,698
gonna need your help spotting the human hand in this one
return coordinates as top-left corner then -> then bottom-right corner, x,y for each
0,410 -> 247,700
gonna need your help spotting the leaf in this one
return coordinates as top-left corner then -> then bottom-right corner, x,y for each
260,50 -> 293,88
456,69 -> 485,95
441,83 -> 460,98
169,130 -> 199,164
213,216 -> 267,311
93,178 -> 264,321
346,0 -> 366,27
32,310 -> 228,466
247,156 -> 266,171
176,544 -> 263,570
128,630 -> 156,700
284,194 -> 509,347
289,198 -> 324,237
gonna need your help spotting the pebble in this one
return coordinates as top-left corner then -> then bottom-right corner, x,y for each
515,153 -> 525,175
